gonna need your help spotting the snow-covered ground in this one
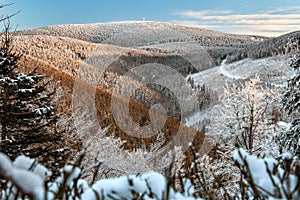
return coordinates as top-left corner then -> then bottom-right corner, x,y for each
219,59 -> 244,80
188,55 -> 293,95
185,56 -> 294,130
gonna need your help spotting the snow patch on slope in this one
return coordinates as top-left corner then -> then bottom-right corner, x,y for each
219,59 -> 244,80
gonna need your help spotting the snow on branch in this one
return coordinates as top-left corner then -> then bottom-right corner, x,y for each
233,148 -> 299,199
0,153 -> 198,200
0,153 -> 45,200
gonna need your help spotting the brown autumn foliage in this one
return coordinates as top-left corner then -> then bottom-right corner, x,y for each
12,35 -> 210,170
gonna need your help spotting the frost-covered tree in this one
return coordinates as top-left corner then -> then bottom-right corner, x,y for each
187,144 -> 240,199
67,111 -> 185,184
197,76 -> 281,198
278,53 -> 300,155
211,75 -> 279,155
0,26 -> 69,171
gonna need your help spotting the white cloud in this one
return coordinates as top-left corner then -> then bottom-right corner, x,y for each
173,6 -> 300,36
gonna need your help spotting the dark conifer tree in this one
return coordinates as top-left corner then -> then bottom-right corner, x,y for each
0,26 -> 72,175
279,53 -> 300,155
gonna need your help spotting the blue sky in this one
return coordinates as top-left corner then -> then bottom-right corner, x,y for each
2,0 -> 300,36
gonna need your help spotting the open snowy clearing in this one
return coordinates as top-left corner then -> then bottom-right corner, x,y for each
185,56 -> 294,130
188,56 -> 294,94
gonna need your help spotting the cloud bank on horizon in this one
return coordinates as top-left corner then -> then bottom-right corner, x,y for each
172,6 -> 300,37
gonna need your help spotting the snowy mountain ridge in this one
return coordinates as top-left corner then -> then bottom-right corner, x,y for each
14,21 -> 266,47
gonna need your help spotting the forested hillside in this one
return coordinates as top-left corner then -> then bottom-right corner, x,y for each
1,13 -> 300,200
